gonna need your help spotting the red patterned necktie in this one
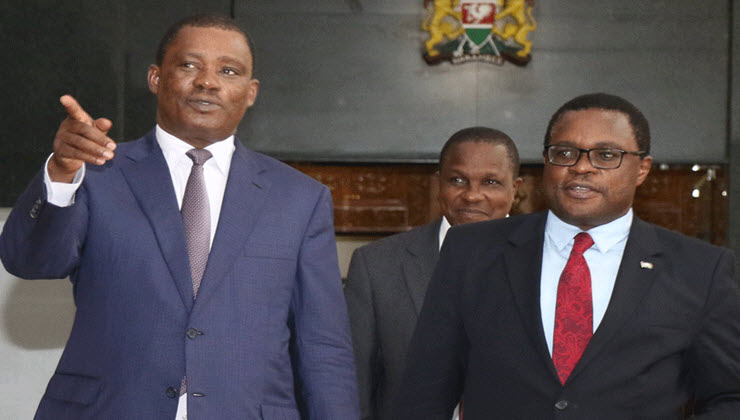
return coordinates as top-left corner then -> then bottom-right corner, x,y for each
552,232 -> 594,385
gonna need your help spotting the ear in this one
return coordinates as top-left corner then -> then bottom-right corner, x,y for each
512,176 -> 523,193
245,78 -> 260,107
635,155 -> 652,186
508,176 -> 524,213
147,65 -> 161,95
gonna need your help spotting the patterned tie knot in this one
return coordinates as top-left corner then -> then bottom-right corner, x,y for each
572,232 -> 594,255
186,148 -> 212,166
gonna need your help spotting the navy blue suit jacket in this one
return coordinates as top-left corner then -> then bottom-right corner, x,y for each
0,131 -> 360,419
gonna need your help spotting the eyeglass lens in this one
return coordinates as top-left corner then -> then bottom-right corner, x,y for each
548,146 -> 623,169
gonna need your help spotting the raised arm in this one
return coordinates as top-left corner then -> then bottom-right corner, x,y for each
0,96 -> 115,279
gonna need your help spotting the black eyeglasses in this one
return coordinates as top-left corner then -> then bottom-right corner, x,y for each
544,145 -> 647,169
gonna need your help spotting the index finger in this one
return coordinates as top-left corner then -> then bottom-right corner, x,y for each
60,95 -> 93,124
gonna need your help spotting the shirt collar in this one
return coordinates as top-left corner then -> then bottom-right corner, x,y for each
155,124 -> 235,176
545,208 -> 633,254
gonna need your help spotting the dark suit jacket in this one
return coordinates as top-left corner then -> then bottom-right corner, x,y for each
345,220 -> 440,420
395,212 -> 740,420
0,131 -> 359,420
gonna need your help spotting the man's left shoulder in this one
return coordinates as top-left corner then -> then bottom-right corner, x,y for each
239,147 -> 327,192
639,218 -> 730,255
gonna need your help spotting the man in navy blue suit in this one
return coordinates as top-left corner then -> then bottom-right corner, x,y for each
0,13 -> 359,419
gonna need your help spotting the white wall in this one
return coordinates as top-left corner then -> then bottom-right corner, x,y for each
0,209 -> 74,419
0,208 -> 371,417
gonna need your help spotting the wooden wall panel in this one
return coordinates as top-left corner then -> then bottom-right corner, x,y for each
290,163 -> 728,246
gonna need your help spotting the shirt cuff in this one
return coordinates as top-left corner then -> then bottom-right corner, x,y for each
43,153 -> 85,207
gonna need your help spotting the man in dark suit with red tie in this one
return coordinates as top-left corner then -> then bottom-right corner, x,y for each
394,93 -> 740,419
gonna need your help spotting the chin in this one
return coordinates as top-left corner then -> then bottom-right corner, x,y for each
456,215 -> 488,225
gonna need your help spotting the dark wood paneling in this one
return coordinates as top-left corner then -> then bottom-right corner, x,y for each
291,163 -> 728,245
291,163 -> 437,233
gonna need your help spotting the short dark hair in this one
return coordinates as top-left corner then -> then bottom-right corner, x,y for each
544,93 -> 650,155
439,127 -> 521,177
155,13 -> 256,74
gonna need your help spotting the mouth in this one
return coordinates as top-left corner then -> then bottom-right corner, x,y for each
187,98 -> 222,112
563,181 -> 601,198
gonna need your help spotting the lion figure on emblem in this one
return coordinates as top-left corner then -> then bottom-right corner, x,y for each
492,0 -> 537,58
422,0 -> 464,57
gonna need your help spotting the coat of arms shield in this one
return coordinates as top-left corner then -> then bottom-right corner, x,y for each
422,0 -> 536,66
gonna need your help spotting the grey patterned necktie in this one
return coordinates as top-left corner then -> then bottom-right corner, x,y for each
182,148 -> 212,299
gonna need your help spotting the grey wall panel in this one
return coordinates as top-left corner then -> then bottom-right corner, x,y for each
237,11 -> 478,161
237,0 -> 419,15
476,49 -> 728,162
235,0 -> 730,163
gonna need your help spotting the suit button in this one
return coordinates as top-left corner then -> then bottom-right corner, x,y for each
29,205 -> 40,219
186,328 -> 203,339
166,387 -> 178,398
555,400 -> 569,410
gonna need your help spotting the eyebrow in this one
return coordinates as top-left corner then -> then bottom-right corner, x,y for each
447,168 -> 504,177
551,140 -> 631,149
180,52 -> 247,67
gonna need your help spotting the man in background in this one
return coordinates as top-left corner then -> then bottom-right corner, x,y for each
345,127 -> 522,419
0,13 -> 358,419
394,93 -> 740,419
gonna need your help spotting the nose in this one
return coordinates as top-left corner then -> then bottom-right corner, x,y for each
194,68 -> 220,90
462,185 -> 484,202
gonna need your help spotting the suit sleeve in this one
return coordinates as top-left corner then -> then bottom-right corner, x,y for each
0,169 -> 87,279
290,186 -> 360,419
344,246 -> 380,420
689,248 -> 740,418
392,232 -> 467,420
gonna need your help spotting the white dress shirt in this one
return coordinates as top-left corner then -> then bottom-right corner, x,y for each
540,209 -> 632,355
44,125 -> 236,419
439,216 -> 452,251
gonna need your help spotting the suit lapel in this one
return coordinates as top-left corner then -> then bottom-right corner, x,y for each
567,217 -> 662,382
504,213 -> 554,374
120,132 -> 194,312
401,221 -> 441,314
191,142 -> 272,312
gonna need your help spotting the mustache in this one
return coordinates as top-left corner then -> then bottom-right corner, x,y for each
187,89 -> 222,103
562,179 -> 605,194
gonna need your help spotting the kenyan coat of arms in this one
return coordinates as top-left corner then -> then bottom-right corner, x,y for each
422,0 -> 536,66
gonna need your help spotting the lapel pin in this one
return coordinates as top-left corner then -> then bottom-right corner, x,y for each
640,261 -> 654,270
